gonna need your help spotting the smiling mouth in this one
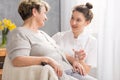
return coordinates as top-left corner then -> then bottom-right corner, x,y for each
72,26 -> 78,28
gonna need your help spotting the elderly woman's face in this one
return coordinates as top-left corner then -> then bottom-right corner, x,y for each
35,6 -> 47,27
70,11 -> 89,33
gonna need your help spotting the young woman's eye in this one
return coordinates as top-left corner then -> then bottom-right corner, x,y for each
77,19 -> 81,22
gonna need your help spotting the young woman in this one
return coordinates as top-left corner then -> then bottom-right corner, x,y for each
53,2 -> 97,80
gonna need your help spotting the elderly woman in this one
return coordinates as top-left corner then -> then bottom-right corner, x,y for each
2,0 -> 96,80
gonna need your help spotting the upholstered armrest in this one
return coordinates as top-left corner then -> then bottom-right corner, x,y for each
2,56 -> 58,80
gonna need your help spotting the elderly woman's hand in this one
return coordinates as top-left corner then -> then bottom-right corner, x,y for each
45,57 -> 63,77
72,60 -> 86,76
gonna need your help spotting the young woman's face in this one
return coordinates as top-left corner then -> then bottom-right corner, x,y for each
70,11 -> 89,33
35,6 -> 47,27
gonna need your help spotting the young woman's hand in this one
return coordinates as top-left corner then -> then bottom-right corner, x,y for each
73,49 -> 86,61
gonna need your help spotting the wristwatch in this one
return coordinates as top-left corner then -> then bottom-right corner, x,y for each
41,62 -> 47,66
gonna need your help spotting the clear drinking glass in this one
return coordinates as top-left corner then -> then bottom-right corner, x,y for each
73,40 -> 83,61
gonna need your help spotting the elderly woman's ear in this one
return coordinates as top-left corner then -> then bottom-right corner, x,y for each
32,8 -> 39,16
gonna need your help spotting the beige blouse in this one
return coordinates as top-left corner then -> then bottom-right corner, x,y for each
7,27 -> 72,70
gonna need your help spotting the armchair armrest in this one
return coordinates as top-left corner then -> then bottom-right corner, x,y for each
2,55 -> 58,80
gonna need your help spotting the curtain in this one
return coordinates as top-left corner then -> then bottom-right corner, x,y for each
98,0 -> 120,80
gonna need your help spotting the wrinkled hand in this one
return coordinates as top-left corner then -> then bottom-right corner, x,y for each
47,57 -> 63,77
72,61 -> 86,75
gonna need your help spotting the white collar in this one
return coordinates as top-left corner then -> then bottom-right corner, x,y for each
70,30 -> 89,40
